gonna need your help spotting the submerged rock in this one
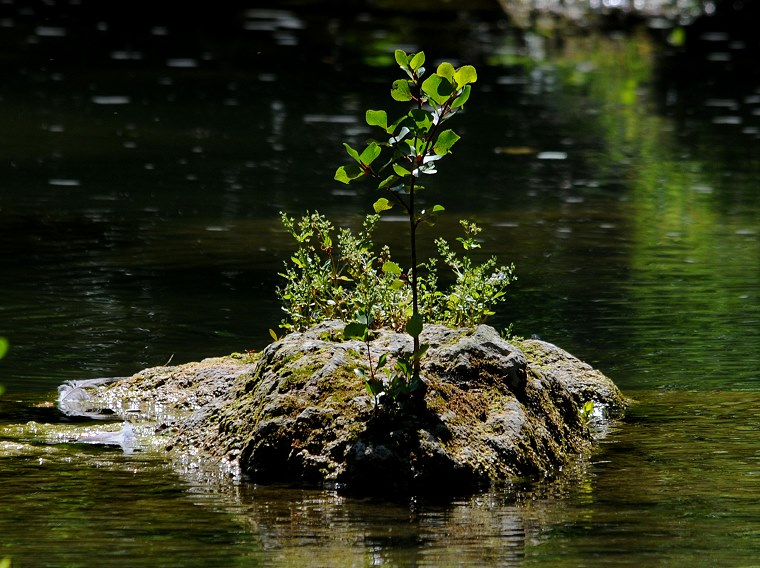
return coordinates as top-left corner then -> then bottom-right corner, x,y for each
58,321 -> 625,494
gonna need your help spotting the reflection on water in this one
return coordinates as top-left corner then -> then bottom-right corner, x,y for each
1,0 -> 760,565
4,390 -> 760,566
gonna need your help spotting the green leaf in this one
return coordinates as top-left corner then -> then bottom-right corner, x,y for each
412,343 -> 430,362
451,85 -> 471,108
409,51 -> 425,71
342,142 -> 360,163
344,321 -> 368,341
359,142 -> 381,165
421,74 -> 453,106
268,329 -> 279,342
394,49 -> 409,68
378,174 -> 399,190
391,79 -> 413,101
377,352 -> 388,369
390,279 -> 405,290
406,313 -> 423,338
410,109 -> 433,133
382,261 -> 402,275
356,310 -> 374,327
0,337 -> 8,360
334,163 -> 364,184
392,163 -> 411,177
355,367 -> 368,380
432,204 -> 445,213
373,198 -> 393,213
366,109 -> 388,131
436,62 -> 456,83
454,65 -> 477,87
365,376 -> 384,397
433,129 -> 460,155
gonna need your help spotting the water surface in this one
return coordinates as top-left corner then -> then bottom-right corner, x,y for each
1,1 -> 760,566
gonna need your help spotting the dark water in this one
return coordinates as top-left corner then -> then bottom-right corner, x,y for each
2,1 -> 760,566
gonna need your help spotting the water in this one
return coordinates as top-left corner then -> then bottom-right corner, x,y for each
2,1 -> 760,565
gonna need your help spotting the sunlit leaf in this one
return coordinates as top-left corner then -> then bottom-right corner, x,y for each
378,174 -> 399,190
454,65 -> 477,87
334,163 -> 364,184
421,74 -> 453,106
366,109 -> 388,131
406,313 -> 423,338
392,163 -> 411,176
391,79 -> 413,101
394,49 -> 409,68
437,62 -> 456,82
359,142 -> 381,165
268,329 -> 279,342
409,51 -> 425,72
373,197 -> 393,213
434,129 -> 460,155
451,85 -> 471,109
342,142 -> 360,162
0,337 -> 7,360
382,261 -> 402,275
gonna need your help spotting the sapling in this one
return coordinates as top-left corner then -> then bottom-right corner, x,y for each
336,50 -> 477,400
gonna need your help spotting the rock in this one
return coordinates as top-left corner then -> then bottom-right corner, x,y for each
58,321 -> 625,494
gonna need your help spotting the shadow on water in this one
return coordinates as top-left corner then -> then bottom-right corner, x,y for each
1,0 -> 760,565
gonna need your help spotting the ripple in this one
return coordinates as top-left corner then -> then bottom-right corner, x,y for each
48,179 -> 81,187
35,26 -> 66,37
91,95 -> 131,105
537,151 -> 568,160
166,58 -> 198,68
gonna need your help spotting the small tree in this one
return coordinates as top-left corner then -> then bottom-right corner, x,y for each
335,50 -> 477,395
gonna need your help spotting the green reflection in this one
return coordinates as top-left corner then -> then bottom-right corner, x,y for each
514,30 -> 760,390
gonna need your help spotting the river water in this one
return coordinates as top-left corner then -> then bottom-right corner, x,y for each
1,1 -> 760,566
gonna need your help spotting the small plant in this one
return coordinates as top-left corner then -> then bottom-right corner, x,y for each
580,400 -> 596,427
276,50 -> 515,412
425,220 -> 515,327
335,49 -> 478,395
276,212 -> 410,333
343,311 -> 426,412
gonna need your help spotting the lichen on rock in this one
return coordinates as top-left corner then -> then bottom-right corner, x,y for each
58,321 -> 625,495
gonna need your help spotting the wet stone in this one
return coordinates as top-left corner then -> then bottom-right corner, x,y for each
56,321 -> 626,495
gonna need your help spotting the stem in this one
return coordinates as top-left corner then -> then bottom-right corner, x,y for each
408,173 -> 421,379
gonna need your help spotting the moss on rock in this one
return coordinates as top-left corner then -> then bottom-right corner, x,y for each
58,320 -> 625,495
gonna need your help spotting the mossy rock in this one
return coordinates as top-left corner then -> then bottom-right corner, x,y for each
58,321 -> 626,495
